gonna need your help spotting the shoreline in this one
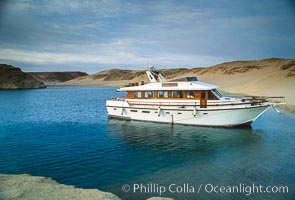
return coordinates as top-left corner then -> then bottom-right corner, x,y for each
0,174 -> 120,200
0,174 -> 173,200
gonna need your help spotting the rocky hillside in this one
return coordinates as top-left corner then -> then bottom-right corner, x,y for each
29,71 -> 88,85
0,64 -> 46,89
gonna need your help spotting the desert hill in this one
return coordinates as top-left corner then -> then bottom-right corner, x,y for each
29,71 -> 88,85
0,64 -> 46,89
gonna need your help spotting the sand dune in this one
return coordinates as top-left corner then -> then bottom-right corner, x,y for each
195,59 -> 295,107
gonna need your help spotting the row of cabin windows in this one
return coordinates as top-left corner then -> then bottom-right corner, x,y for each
131,90 -> 218,100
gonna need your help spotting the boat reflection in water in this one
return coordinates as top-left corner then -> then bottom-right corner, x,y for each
106,118 -> 293,200
106,119 -> 274,200
107,118 -> 262,153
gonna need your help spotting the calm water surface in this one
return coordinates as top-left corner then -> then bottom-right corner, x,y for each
0,87 -> 294,199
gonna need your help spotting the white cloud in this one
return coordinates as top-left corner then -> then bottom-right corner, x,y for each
0,48 -> 227,69
1,0 -> 294,72
5,0 -> 140,17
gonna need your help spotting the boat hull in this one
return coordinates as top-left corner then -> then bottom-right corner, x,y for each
106,100 -> 270,127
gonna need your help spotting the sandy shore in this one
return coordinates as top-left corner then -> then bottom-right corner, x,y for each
0,174 -> 173,200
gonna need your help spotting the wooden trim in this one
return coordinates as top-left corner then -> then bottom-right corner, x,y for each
126,90 -> 225,101
107,104 -> 269,111
126,101 -> 258,107
126,91 -> 134,99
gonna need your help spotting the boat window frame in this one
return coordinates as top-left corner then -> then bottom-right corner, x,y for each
187,90 -> 195,99
158,91 -> 169,98
208,90 -> 219,100
171,91 -> 183,98
134,91 -> 142,99
212,89 -> 222,99
144,91 -> 154,98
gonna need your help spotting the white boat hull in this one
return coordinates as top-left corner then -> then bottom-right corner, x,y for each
106,100 -> 270,127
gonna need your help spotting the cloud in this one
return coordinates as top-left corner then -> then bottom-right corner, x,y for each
0,0 -> 294,72
4,0 -> 140,17
0,48 -> 227,70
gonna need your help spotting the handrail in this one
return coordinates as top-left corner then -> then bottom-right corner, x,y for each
265,96 -> 286,104
108,96 -> 286,106
126,101 -> 257,107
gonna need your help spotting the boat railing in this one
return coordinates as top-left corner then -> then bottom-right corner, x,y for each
227,95 -> 286,105
126,100 -> 253,107
109,96 -> 285,106
128,101 -> 198,107
265,96 -> 286,104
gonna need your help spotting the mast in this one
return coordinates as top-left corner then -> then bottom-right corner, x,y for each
146,66 -> 166,83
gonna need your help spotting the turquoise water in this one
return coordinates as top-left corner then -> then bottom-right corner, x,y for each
0,87 -> 294,199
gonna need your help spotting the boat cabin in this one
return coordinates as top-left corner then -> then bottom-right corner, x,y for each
119,81 -> 222,108
118,66 -> 222,108
125,89 -> 220,101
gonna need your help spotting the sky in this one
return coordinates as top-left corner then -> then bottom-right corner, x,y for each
0,0 -> 295,73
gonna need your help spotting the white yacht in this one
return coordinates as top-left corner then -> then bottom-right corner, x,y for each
106,66 -> 284,127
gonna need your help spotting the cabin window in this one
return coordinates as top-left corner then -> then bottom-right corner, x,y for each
158,91 -> 168,98
208,90 -> 218,100
187,91 -> 195,98
212,89 -> 222,98
172,91 -> 183,98
144,91 -> 154,98
134,91 -> 142,98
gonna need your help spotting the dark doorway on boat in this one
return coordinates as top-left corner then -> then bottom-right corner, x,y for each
200,91 -> 207,108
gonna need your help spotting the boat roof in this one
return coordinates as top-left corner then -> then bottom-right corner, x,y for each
118,81 -> 218,91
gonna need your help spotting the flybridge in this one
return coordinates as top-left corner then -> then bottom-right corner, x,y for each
146,66 -> 198,83
118,66 -> 218,92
